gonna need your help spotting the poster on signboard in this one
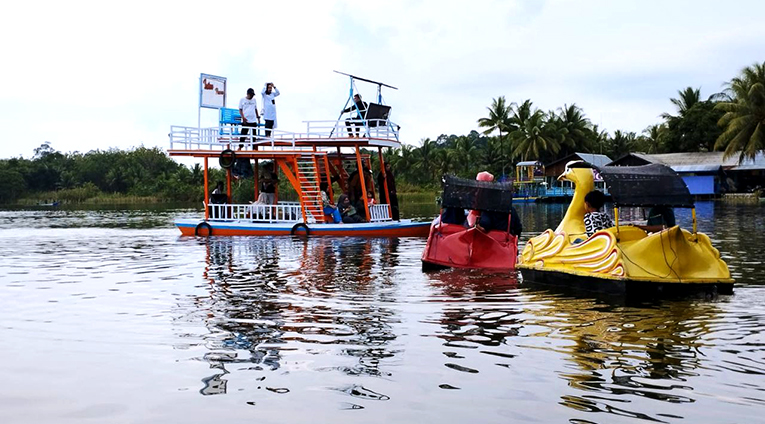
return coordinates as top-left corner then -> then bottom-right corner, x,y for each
199,73 -> 226,109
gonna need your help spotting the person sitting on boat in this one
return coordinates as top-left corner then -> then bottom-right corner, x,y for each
337,194 -> 365,223
320,182 -> 342,223
634,205 -> 675,233
210,181 -> 227,204
466,171 -> 496,227
260,164 -> 278,204
476,208 -> 522,236
342,94 -> 368,138
583,189 -> 613,238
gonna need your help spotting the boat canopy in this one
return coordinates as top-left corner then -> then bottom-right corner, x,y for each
584,163 -> 694,208
441,175 -> 514,213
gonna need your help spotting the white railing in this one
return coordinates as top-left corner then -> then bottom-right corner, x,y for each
369,204 -> 392,222
205,202 -> 390,224
169,119 -> 400,151
207,202 -> 306,223
303,119 -> 400,141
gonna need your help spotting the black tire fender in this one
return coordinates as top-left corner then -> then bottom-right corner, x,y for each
290,223 -> 310,236
219,149 -> 235,169
195,222 -> 213,236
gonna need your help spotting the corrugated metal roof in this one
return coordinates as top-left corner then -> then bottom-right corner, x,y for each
574,152 -> 613,168
516,161 -> 542,166
729,152 -> 765,170
670,164 -> 721,173
611,151 -> 765,171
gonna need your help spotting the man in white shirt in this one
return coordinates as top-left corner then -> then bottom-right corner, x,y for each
261,82 -> 280,138
238,88 -> 261,146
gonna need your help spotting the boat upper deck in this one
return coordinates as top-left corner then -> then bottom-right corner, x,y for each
168,118 -> 401,158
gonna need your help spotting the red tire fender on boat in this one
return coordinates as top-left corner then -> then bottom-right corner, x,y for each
195,222 -> 213,236
290,223 -> 310,236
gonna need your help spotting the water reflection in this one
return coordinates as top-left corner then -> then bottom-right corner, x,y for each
193,236 -> 402,399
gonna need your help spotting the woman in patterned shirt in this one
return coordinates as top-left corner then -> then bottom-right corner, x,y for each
583,190 -> 613,238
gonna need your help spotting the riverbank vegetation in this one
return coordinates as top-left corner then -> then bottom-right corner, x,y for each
1,62 -> 763,205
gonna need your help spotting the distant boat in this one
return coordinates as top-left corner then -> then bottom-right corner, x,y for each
38,201 -> 60,207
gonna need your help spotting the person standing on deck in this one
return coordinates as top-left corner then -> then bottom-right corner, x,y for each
261,82 -> 280,138
238,88 -> 261,146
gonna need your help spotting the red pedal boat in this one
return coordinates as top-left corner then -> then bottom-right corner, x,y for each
421,173 -> 521,271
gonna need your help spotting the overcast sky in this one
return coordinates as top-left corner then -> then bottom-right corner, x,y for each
1,0 -> 763,160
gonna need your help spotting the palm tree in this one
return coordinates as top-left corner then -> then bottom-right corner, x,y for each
507,99 -> 534,130
590,124 -> 609,155
477,96 -> 511,140
556,104 -> 594,154
413,138 -> 437,182
640,124 -> 667,154
607,130 -> 637,159
511,109 -> 560,161
715,62 -> 765,162
449,136 -> 479,176
661,87 -> 702,120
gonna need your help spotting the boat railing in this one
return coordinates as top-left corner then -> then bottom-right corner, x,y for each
206,202 -> 392,224
369,204 -> 393,222
207,202 -> 311,223
303,119 -> 399,141
169,119 -> 399,151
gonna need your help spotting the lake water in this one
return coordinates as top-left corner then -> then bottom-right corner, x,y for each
0,202 -> 763,424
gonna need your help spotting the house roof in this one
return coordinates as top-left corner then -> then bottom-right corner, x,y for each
607,151 -> 765,172
544,152 -> 612,168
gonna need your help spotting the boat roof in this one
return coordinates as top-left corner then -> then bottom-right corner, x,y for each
440,175 -> 515,213
577,162 -> 694,208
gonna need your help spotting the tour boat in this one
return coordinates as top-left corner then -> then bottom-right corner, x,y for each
421,175 -> 519,271
517,161 -> 734,295
168,72 -> 430,237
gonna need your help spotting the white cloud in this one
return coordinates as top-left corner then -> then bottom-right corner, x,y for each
1,0 -> 764,159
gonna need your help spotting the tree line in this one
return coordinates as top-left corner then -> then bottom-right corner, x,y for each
1,62 -> 762,203
383,61 -> 765,186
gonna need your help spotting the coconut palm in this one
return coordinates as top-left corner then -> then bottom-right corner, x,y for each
640,124 -> 668,154
413,138 -> 438,182
511,109 -> 560,161
507,99 -> 534,130
607,130 -> 637,159
449,136 -> 479,176
661,87 -> 702,120
556,104 -> 594,154
715,62 -> 765,162
477,96 -> 511,140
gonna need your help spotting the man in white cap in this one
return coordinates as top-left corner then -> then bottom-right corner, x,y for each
261,82 -> 280,138
238,88 -> 261,146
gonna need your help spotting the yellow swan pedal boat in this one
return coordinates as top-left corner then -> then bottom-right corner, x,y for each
518,161 -> 733,296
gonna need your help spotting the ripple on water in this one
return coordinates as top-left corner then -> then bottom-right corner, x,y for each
1,205 -> 764,423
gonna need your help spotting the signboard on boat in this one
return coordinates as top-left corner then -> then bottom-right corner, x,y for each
199,73 -> 226,109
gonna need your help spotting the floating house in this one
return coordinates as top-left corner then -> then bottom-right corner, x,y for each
607,152 -> 765,195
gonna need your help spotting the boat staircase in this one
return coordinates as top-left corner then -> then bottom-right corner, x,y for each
295,155 -> 325,224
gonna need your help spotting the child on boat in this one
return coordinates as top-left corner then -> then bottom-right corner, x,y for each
583,190 -> 613,238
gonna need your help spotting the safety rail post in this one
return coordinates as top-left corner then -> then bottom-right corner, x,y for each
692,207 -> 697,235
614,207 -> 619,239
355,145 -> 371,222
203,157 -> 209,221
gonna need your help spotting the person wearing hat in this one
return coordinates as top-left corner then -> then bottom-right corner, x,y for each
238,88 -> 261,145
261,82 -> 280,138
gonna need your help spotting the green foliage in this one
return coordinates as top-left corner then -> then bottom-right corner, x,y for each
715,61 -> 765,162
